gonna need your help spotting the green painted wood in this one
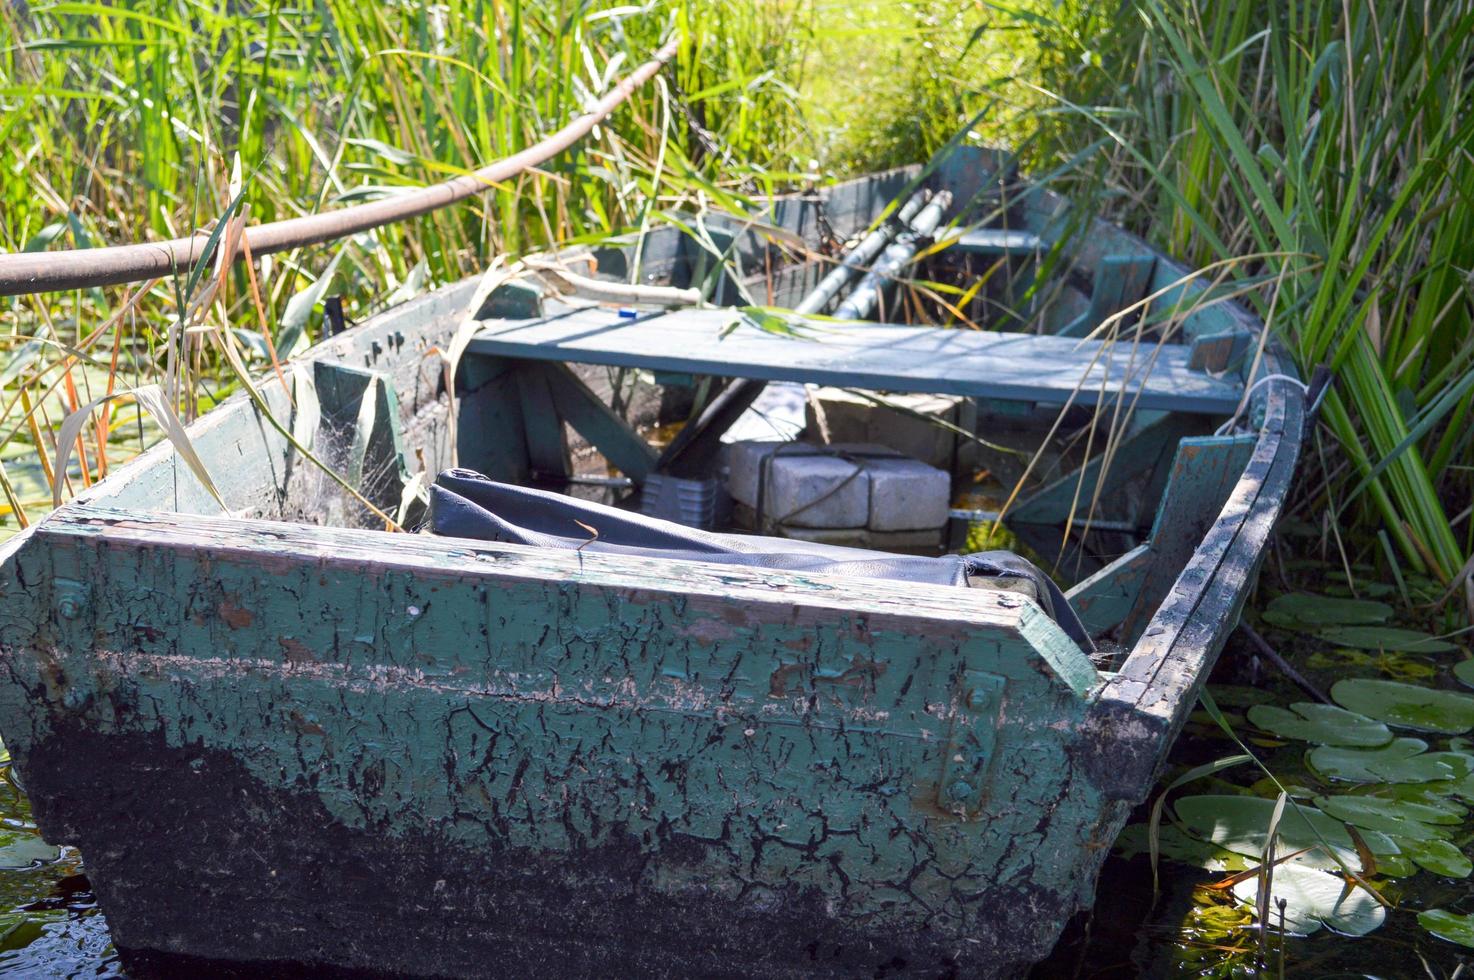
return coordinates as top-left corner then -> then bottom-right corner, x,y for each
312,361 -> 410,512
1081,374 -> 1304,802
514,363 -> 568,479
680,224 -> 742,305
1118,433 -> 1258,645
0,506 -> 1106,974
1065,544 -> 1152,639
1009,412 -> 1198,529
468,307 -> 1243,415
535,362 -> 659,482
455,355 -> 530,485
0,148 -> 1305,976
477,278 -> 544,320
1057,254 -> 1157,339
1188,329 -> 1252,373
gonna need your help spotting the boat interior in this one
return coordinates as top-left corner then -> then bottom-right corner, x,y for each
70,146 -> 1290,660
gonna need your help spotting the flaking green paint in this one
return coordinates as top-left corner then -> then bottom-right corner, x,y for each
0,507 -> 1113,966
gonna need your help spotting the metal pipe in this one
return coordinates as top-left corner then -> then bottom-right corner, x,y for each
833,189 -> 952,321
793,189 -> 928,315
0,38 -> 681,297
654,190 -> 931,477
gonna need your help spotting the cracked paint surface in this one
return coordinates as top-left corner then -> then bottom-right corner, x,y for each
0,509 -> 1122,976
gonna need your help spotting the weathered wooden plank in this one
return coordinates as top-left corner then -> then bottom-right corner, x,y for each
1009,412 -> 1199,528
535,362 -> 658,481
1066,544 -> 1152,639
455,355 -> 530,484
1057,254 -> 1157,339
1188,329 -> 1252,373
514,364 -> 568,479
0,505 -> 1107,974
1078,373 -> 1303,801
311,361 -> 410,513
468,307 -> 1244,414
1117,433 -> 1258,643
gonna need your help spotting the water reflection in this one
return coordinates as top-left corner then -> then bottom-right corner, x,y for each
0,751 -> 121,978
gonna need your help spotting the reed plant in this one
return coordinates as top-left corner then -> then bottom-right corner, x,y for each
986,0 -> 1474,613
0,0 -> 815,530
3,0 -> 1470,620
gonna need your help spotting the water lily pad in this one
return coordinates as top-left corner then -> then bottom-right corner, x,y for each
1308,738 -> 1474,783
1174,795 -> 1398,870
1307,647 -> 1437,682
1375,849 -> 1416,877
1230,863 -> 1385,936
1313,795 -> 1457,841
1420,908 -> 1474,948
1372,784 -> 1470,818
1400,839 -> 1473,878
1454,659 -> 1474,690
1320,626 -> 1457,653
1331,679 -> 1474,733
1114,823 -> 1251,872
1245,703 -> 1391,746
1263,593 -> 1392,630
0,829 -> 59,869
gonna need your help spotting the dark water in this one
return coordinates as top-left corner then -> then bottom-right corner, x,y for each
0,778 -> 120,978
2,637 -> 1472,977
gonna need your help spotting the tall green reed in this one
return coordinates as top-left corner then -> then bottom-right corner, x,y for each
997,0 -> 1474,608
0,0 -> 813,528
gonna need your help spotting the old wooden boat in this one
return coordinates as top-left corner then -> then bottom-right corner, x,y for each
0,147 -> 1313,977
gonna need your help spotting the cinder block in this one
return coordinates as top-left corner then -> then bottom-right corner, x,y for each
725,440 -> 784,509
864,455 -> 951,531
764,453 -> 870,528
806,388 -> 974,471
727,440 -> 951,532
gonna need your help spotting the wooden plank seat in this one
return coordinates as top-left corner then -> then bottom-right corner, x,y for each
467,306 -> 1243,414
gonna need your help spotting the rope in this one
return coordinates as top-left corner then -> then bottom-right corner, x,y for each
1214,372 -> 1310,436
0,38 -> 680,296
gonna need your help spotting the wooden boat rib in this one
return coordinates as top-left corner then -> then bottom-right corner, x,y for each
0,147 -> 1310,977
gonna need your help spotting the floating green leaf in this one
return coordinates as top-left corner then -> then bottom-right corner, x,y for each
1114,823 -> 1251,872
1308,738 -> 1474,783
1263,593 -> 1392,629
1313,795 -> 1457,841
1375,849 -> 1416,877
1400,839 -> 1473,878
1320,627 -> 1457,653
1331,679 -> 1474,733
1245,703 -> 1391,746
0,829 -> 59,870
1372,783 -> 1470,817
1419,909 -> 1474,948
1174,795 -> 1398,870
1230,863 -> 1385,936
1454,659 -> 1474,690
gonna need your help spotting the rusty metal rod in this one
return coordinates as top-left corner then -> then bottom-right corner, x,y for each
0,38 -> 680,297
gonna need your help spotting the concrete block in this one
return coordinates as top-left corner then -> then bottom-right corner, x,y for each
727,440 -> 870,529
764,453 -> 869,528
727,440 -> 951,532
725,440 -> 784,509
806,388 -> 973,471
864,455 -> 951,531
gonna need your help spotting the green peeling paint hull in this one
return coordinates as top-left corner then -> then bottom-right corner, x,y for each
0,149 -> 1303,977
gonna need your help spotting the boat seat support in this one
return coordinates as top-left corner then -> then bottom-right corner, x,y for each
1057,254 -> 1156,339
